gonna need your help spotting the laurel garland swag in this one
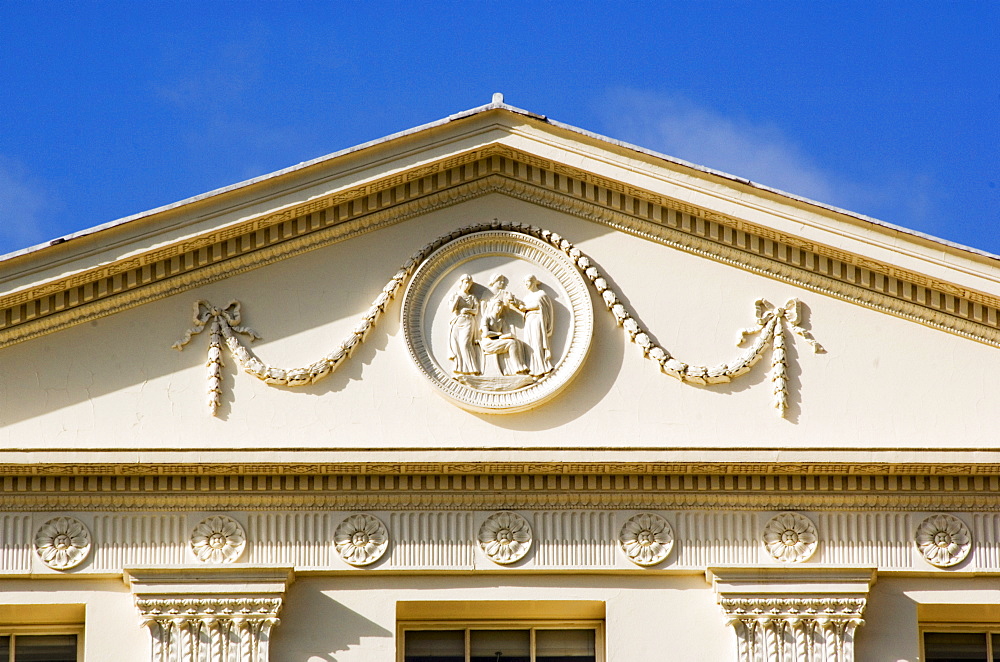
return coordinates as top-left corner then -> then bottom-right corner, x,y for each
173,221 -> 823,416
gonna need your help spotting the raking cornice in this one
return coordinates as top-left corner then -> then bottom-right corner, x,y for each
2,144 -> 999,350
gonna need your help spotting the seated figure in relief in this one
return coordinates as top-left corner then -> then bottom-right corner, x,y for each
447,273 -> 482,377
478,273 -> 527,376
517,274 -> 555,377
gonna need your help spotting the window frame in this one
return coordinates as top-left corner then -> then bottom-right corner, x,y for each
397,619 -> 605,662
921,623 -> 1000,661
0,625 -> 83,662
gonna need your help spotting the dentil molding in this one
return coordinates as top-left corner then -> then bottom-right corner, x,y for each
4,146 -> 1000,356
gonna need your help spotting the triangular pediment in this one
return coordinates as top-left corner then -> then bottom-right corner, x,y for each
4,103 -> 998,351
2,101 -> 999,467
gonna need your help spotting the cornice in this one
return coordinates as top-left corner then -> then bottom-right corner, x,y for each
0,460 -> 999,476
6,491 -> 1000,513
2,468 -> 1000,511
2,145 -> 999,352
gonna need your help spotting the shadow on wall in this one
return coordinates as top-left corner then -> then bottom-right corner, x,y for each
270,580 -> 392,661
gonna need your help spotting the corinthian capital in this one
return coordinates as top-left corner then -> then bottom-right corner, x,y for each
708,567 -> 874,662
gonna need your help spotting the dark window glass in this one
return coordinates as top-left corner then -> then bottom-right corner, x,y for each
536,629 -> 596,662
992,633 -> 1000,662
470,629 -> 530,662
404,630 -> 464,662
0,636 -> 9,662
925,632 -> 988,662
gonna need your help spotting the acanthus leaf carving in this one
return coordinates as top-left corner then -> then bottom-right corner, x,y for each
136,597 -> 282,662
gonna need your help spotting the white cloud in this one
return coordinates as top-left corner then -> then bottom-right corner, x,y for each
595,89 -> 962,249
0,156 -> 55,254
599,89 -> 838,203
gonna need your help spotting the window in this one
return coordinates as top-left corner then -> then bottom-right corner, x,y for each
402,626 -> 598,662
0,634 -> 77,662
397,600 -> 604,662
924,631 -> 1000,661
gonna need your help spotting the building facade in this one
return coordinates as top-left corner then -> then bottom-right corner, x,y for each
1,97 -> 999,661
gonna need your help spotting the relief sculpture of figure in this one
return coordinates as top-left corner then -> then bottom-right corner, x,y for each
478,273 -> 527,376
519,274 -> 555,376
447,274 -> 481,377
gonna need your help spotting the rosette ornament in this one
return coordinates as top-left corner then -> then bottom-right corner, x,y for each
478,512 -> 532,565
619,513 -> 674,566
190,515 -> 246,564
34,516 -> 91,570
915,514 -> 972,568
334,514 -> 389,566
762,512 -> 818,563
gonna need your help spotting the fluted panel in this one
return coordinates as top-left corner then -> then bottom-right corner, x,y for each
674,511 -> 756,566
91,514 -> 187,569
534,511 -> 615,567
972,513 -> 1000,570
386,512 -> 473,568
816,512 -> 911,567
0,515 -> 31,571
246,513 -> 332,567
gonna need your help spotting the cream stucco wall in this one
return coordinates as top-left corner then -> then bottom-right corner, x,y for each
0,578 -> 145,662
0,574 -> 996,661
1,107 -> 997,662
0,194 -> 996,459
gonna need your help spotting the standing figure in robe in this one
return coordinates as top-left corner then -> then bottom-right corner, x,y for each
519,274 -> 555,376
479,273 -> 527,376
447,274 -> 481,377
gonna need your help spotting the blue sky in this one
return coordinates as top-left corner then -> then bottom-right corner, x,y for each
1,2 -> 997,257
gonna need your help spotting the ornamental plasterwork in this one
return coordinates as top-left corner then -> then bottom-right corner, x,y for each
175,222 -> 821,417
5,508 -> 1000,573
334,513 -> 389,566
478,511 -> 532,564
6,145 -> 999,354
915,513 -> 972,568
402,230 -> 593,413
129,567 -> 291,662
618,513 -> 674,566
138,597 -> 283,662
34,516 -> 91,570
762,512 -> 818,563
190,515 -> 246,564
721,598 -> 866,662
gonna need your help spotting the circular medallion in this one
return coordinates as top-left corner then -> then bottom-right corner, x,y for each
478,511 -> 532,564
34,516 -> 91,570
189,515 -> 246,564
915,514 -> 972,568
334,514 -> 389,566
762,512 -> 818,563
619,513 -> 674,566
402,230 -> 594,413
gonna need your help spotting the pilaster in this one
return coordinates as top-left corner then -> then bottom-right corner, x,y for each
126,566 -> 294,662
708,567 -> 875,662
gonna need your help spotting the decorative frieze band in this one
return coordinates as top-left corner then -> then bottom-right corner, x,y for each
4,470 -> 1000,514
1,509 -> 995,575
